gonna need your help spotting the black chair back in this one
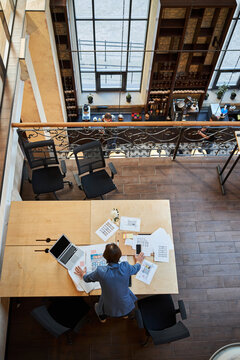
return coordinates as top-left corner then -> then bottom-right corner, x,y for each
73,141 -> 105,175
138,294 -> 176,331
22,139 -> 59,169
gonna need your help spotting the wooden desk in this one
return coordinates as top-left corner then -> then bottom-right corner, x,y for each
0,200 -> 178,297
6,201 -> 91,246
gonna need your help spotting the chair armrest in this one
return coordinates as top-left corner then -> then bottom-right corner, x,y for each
60,160 -> 67,177
177,300 -> 187,320
149,321 -> 190,345
23,160 -> 30,181
108,162 -> 117,179
135,309 -> 144,329
73,173 -> 82,189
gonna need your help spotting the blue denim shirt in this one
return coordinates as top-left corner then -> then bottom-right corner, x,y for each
83,261 -> 141,317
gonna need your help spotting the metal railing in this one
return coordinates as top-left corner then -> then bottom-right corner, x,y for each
14,121 -> 240,159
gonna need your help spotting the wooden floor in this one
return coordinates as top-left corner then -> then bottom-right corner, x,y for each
5,157 -> 240,360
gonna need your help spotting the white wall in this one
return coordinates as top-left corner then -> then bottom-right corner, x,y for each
0,73 -> 24,360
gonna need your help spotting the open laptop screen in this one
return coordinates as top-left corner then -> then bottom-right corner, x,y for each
50,235 -> 70,258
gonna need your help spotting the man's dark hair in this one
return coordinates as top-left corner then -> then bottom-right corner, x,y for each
104,113 -> 112,120
103,243 -> 122,263
210,114 -> 218,121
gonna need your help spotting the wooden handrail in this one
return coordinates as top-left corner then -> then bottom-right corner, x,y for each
11,121 -> 240,128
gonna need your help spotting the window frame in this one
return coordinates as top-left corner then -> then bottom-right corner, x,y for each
73,0 -> 151,92
211,10 -> 240,90
96,71 -> 126,91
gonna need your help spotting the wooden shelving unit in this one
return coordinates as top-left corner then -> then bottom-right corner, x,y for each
147,0 -> 236,117
50,0 -> 78,121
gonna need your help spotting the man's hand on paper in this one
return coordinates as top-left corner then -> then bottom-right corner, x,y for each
74,265 -> 87,279
135,252 -> 145,265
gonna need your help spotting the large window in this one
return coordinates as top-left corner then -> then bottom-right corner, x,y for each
211,10 -> 240,89
74,0 -> 150,92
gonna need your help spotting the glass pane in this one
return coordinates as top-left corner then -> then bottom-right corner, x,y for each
78,52 -> 95,71
221,21 -> 240,70
216,72 -> 240,87
126,72 -> 141,90
76,21 -> 95,70
74,0 -> 92,18
128,20 -> 146,71
81,73 -> 96,91
131,0 -> 150,18
95,21 -> 128,71
94,0 -> 130,19
100,74 -> 122,88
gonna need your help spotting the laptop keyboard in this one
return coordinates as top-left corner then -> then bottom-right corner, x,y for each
60,246 -> 77,264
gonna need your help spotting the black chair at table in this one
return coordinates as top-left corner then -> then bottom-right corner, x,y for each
135,294 -> 190,346
31,298 -> 90,341
73,140 -> 117,199
20,138 -> 72,200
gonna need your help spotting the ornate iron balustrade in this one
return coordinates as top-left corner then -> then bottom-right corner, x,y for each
15,123 -> 240,159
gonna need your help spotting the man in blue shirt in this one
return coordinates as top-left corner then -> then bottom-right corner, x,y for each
75,243 -> 144,323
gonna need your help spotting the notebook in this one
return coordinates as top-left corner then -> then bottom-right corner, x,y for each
49,234 -> 84,270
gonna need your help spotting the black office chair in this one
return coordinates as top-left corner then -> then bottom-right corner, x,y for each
20,138 -> 72,200
135,294 -> 190,346
31,298 -> 90,340
73,140 -> 117,199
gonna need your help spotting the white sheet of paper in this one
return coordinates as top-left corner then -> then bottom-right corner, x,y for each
136,259 -> 157,285
134,234 -> 153,256
154,243 -> 169,262
95,219 -> 119,241
120,216 -> 141,232
125,238 -> 133,247
151,227 -> 173,250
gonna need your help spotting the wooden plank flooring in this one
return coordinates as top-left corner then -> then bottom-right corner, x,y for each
6,157 -> 240,360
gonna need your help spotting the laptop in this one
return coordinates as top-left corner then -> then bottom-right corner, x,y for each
49,234 -> 84,270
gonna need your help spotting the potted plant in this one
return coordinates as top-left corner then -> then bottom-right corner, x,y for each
87,94 -> 93,104
126,93 -> 131,103
230,91 -> 237,100
217,84 -> 228,99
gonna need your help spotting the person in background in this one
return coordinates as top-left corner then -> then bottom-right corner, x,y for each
74,243 -> 144,323
197,114 -> 219,141
102,112 -> 113,122
220,104 -> 230,119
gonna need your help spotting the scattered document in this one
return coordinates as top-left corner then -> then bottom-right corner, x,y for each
68,251 -> 95,293
120,216 -> 141,232
68,244 -> 106,293
151,227 -> 173,250
134,234 -> 153,256
136,259 -> 157,285
95,219 -> 119,241
68,244 -> 128,293
154,243 -> 169,262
